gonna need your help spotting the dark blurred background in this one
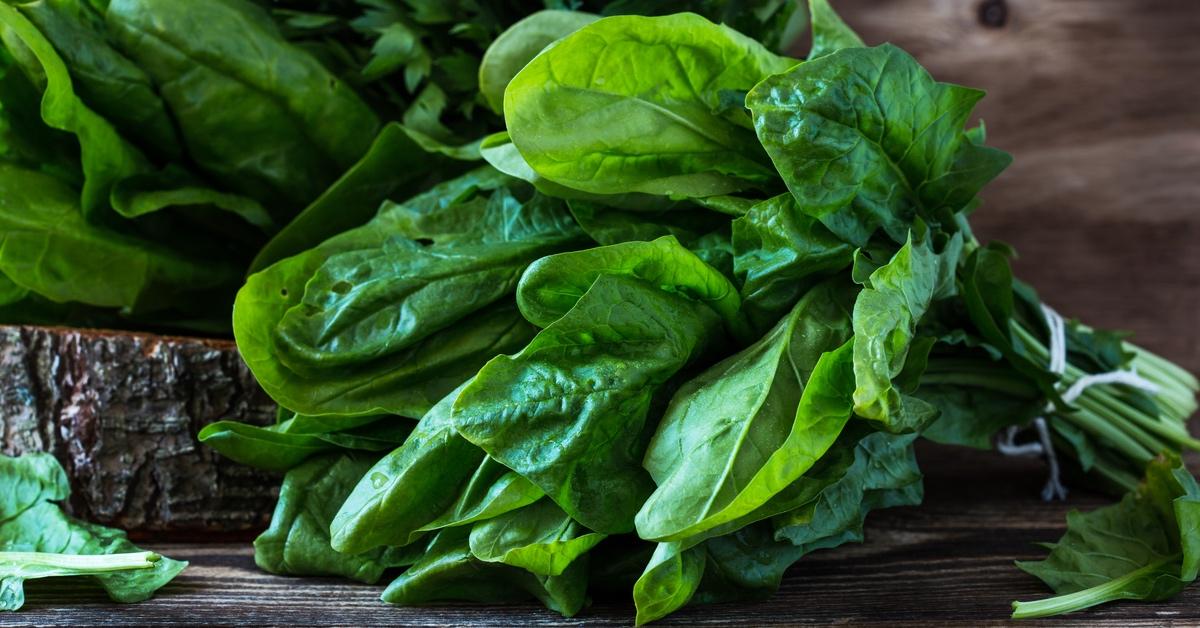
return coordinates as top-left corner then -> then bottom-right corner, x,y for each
830,0 -> 1200,372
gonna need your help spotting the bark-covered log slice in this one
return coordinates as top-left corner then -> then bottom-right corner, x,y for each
0,325 -> 277,534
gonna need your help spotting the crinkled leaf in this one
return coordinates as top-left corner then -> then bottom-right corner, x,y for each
748,44 -> 1011,246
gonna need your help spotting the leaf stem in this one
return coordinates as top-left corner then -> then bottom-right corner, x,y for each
0,551 -> 159,572
1011,555 -> 1179,619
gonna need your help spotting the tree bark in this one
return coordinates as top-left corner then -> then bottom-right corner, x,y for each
0,325 -> 278,534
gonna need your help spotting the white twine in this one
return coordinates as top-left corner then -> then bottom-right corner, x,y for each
996,304 -> 1160,501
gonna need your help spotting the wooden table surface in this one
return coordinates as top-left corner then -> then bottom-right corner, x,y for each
8,0 -> 1200,625
10,443 -> 1199,626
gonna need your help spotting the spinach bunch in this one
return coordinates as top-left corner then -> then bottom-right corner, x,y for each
205,0 -> 1200,623
0,453 -> 186,611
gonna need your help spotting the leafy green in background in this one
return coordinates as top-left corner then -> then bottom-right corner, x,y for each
0,453 -> 185,611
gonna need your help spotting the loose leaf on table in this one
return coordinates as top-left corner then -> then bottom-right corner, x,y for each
748,43 -> 1011,246
1012,455 -> 1200,619
254,452 -> 418,583
233,167 -> 580,417
636,280 -> 857,545
0,453 -> 185,611
851,229 -> 962,432
504,13 -> 795,198
469,498 -> 605,576
478,10 -> 600,113
453,274 -> 725,534
105,0 -> 380,212
732,193 -> 855,330
381,526 -> 589,618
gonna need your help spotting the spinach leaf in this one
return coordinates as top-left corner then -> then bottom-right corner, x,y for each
771,431 -> 923,552
381,526 -> 589,617
1013,455 -> 1200,618
106,0 -> 380,212
330,384 -> 485,554
515,235 -> 747,338
234,168 -> 576,417
0,453 -> 185,611
199,414 -> 410,472
732,193 -> 854,330
453,274 -> 724,534
16,0 -> 181,157
249,123 -> 460,272
416,457 -> 544,534
504,13 -> 795,197
632,542 -> 705,625
1,551 -> 160,611
0,1 -> 147,216
0,164 -> 240,315
254,452 -> 417,583
748,44 -> 1011,246
468,498 -> 605,576
636,281 -> 857,545
807,0 -> 864,60
478,10 -> 600,113
851,229 -> 962,432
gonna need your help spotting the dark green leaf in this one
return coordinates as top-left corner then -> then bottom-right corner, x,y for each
748,44 -> 1011,246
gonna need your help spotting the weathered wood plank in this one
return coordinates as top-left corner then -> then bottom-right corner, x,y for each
830,0 -> 1200,373
0,325 -> 278,533
8,443 -> 1198,625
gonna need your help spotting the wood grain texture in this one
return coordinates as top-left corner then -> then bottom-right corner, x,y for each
8,443 -> 1199,626
829,0 -> 1200,373
0,325 -> 278,533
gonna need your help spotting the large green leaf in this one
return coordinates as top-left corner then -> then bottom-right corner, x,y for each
632,543 -> 705,625
636,281 -> 857,545
504,13 -> 794,197
330,385 -> 484,554
516,235 -> 747,338
453,274 -> 724,534
478,10 -> 599,114
233,168 -> 577,417
748,44 -> 1011,246
106,0 -> 380,212
0,164 -> 240,315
